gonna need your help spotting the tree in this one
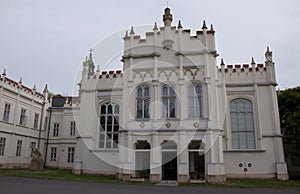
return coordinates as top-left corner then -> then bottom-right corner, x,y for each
278,87 -> 300,166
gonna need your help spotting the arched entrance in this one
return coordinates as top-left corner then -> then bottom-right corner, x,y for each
161,141 -> 177,180
188,140 -> 205,180
135,141 -> 150,179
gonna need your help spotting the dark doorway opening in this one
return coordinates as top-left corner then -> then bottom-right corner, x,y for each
162,151 -> 177,180
189,140 -> 205,180
161,141 -> 177,181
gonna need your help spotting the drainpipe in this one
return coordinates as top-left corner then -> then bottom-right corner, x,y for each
38,102 -> 45,150
44,108 -> 52,167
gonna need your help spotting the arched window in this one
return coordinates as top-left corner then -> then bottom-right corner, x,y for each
162,85 -> 176,118
188,84 -> 203,118
136,85 -> 150,119
230,99 -> 256,149
99,102 -> 119,149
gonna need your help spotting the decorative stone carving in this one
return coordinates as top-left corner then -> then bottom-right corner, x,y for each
165,122 -> 171,128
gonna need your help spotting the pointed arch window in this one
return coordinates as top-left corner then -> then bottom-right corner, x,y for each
162,85 -> 176,118
99,102 -> 119,149
136,85 -> 150,119
188,84 -> 203,118
230,98 -> 256,149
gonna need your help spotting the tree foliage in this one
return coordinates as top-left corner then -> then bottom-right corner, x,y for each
278,87 -> 300,165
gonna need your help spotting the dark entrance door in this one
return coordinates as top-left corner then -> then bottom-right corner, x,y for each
189,152 -> 205,180
162,151 -> 177,180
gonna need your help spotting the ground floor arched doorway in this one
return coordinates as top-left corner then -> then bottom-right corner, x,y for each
135,141 -> 150,179
188,140 -> 205,180
161,141 -> 177,180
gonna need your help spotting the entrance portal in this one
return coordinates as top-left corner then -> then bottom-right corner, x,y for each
161,141 -> 177,181
135,141 -> 150,179
188,141 -> 205,180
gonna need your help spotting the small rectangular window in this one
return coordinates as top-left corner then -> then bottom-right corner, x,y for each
19,108 -> 27,126
50,147 -> 57,162
53,123 -> 59,137
70,121 -> 76,136
16,140 -> 22,157
44,117 -> 48,130
0,137 -> 6,156
67,147 -> 75,163
30,142 -> 36,157
3,103 -> 11,122
33,113 -> 39,129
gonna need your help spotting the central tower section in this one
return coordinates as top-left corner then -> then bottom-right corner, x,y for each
119,7 -> 226,183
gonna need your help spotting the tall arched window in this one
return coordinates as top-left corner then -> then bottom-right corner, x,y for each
162,85 -> 176,118
230,99 -> 256,149
136,85 -> 150,119
99,102 -> 119,149
188,84 -> 203,118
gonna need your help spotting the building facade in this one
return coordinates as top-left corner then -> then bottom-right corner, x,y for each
0,70 -> 49,168
0,8 -> 288,183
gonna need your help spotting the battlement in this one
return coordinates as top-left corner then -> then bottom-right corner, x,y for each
219,63 -> 266,73
86,70 -> 123,80
218,52 -> 276,86
122,8 -> 216,57
0,70 -> 45,101
123,22 -> 216,52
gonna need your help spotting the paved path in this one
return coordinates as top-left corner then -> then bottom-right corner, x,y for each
0,176 -> 298,194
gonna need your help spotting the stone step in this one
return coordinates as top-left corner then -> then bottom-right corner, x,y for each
155,180 -> 178,186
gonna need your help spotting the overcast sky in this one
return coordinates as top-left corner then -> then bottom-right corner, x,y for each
0,0 -> 299,95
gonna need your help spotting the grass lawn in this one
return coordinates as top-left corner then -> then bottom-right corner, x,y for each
0,168 -> 299,189
0,168 -> 116,183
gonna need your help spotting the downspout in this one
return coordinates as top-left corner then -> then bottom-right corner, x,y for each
38,101 -> 45,150
44,108 -> 52,167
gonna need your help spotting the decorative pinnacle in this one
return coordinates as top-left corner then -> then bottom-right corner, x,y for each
153,22 -> 158,31
220,58 -> 225,66
125,30 -> 129,38
210,24 -> 214,31
130,26 -> 135,35
2,68 -> 6,76
202,20 -> 207,29
265,46 -> 273,62
88,48 -> 95,74
43,84 -> 49,93
265,46 -> 272,55
33,84 -> 36,91
251,57 -> 256,65
96,65 -> 100,72
177,20 -> 183,29
19,77 -> 22,84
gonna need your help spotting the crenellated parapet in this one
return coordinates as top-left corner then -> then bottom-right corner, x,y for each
122,21 -> 216,55
86,70 -> 123,80
218,47 -> 277,86
0,69 -> 46,102
122,8 -> 217,65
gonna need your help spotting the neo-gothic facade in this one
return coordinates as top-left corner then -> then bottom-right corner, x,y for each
0,8 -> 288,183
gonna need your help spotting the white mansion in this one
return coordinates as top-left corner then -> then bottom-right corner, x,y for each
0,8 -> 289,183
